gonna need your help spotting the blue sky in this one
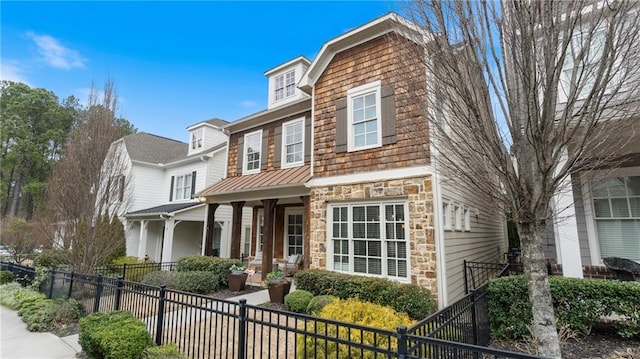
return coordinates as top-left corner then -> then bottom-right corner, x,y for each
1,1 -> 404,141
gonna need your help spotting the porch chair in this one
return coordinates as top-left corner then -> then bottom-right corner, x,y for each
249,251 -> 263,272
279,254 -> 303,276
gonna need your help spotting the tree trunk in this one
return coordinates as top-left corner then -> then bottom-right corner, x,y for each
519,223 -> 562,358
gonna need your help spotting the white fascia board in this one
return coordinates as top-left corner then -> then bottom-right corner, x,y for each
224,98 -> 311,134
264,56 -> 311,76
306,165 -> 434,188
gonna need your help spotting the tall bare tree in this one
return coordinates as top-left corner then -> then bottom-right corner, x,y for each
44,79 -> 136,273
401,1 -> 639,357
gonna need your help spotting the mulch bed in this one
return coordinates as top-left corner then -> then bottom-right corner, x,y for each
489,323 -> 640,358
206,285 -> 265,300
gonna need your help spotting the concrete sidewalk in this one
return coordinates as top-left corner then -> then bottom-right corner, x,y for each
0,286 -> 279,359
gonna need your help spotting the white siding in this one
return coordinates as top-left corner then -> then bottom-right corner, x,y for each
206,150 -> 227,186
166,161 -> 207,202
130,165 -> 166,210
203,127 -> 227,150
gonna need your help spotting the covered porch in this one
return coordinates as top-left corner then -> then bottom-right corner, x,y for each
198,165 -> 311,280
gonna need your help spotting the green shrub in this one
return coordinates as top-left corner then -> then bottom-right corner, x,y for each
142,271 -> 177,287
489,275 -> 640,340
306,295 -> 337,315
0,282 -> 24,307
144,343 -> 186,359
284,290 -> 314,313
0,271 -> 14,284
109,256 -> 160,282
297,298 -> 415,358
176,255 -> 241,287
33,249 -> 69,268
79,311 -> 151,359
174,271 -> 220,294
294,270 -> 436,320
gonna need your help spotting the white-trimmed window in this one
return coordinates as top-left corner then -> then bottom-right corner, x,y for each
257,211 -> 264,253
174,173 -> 192,201
443,201 -> 452,231
347,81 -> 382,151
328,201 -> 409,281
591,176 -> 640,261
464,207 -> 471,231
282,118 -> 304,167
191,130 -> 203,149
244,130 -> 262,174
286,210 -> 304,256
560,28 -> 606,101
275,70 -> 296,101
454,205 -> 462,231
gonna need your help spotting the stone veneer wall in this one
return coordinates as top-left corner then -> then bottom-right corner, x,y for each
309,175 -> 438,298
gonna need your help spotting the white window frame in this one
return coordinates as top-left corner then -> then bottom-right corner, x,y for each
326,201 -> 410,282
454,204 -> 462,231
442,200 -> 452,231
559,27 -> 607,102
463,207 -> 471,232
173,172 -> 193,201
243,130 -> 262,175
191,129 -> 203,150
275,70 -> 296,102
256,210 -> 264,253
281,117 -> 305,168
347,81 -> 382,152
285,208 -> 304,256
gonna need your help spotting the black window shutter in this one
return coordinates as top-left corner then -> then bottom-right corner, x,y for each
335,98 -> 348,153
237,136 -> 244,175
274,125 -> 282,168
169,176 -> 175,201
381,85 -> 397,145
260,129 -> 269,170
118,176 -> 125,202
190,171 -> 197,198
304,117 -> 312,163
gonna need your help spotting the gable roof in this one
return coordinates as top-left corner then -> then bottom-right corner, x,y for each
123,132 -> 188,164
205,118 -> 228,128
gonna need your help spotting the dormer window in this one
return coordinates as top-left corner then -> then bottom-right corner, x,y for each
191,130 -> 203,150
275,70 -> 296,101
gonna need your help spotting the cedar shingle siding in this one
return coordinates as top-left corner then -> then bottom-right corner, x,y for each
314,34 -> 429,178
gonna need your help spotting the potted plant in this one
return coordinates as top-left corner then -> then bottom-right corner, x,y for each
228,264 -> 248,292
266,270 -> 290,303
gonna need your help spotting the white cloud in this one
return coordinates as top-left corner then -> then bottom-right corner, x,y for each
27,32 -> 86,70
0,60 -> 30,85
240,100 -> 258,108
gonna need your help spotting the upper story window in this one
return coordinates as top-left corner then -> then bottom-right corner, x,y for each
282,118 -> 304,167
191,130 -> 203,150
275,70 -> 296,101
173,172 -> 193,201
560,28 -> 606,101
347,81 -> 382,152
244,130 -> 262,174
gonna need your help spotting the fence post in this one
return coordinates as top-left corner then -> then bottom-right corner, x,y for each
48,270 -> 56,298
122,263 -> 127,280
93,274 -> 103,313
470,289 -> 479,348
463,260 -> 469,294
237,299 -> 247,359
155,285 -> 166,345
114,277 -> 124,310
396,325 -> 408,359
67,272 -> 74,299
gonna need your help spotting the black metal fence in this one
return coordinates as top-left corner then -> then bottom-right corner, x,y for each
463,261 -> 513,293
1,261 -> 542,359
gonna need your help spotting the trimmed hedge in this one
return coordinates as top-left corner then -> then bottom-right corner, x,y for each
33,249 -> 70,268
284,290 -> 314,313
0,270 -> 14,284
79,311 -> 151,359
489,275 -> 640,339
297,298 -> 414,358
142,270 -> 176,287
294,270 -> 436,320
108,256 -> 159,282
176,255 -> 241,287
174,271 -> 220,294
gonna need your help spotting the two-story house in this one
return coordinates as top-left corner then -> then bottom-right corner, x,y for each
102,118 -> 251,262
198,13 -> 507,306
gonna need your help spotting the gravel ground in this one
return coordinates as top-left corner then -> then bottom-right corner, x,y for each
490,323 -> 640,358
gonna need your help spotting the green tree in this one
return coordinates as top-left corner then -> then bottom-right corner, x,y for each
0,81 -> 79,219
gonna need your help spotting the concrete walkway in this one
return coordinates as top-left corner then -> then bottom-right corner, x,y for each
0,286 -> 276,359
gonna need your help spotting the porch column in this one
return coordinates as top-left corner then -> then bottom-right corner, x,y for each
137,220 -> 149,259
300,195 -> 311,270
161,218 -> 175,262
230,201 -> 246,259
204,203 -> 220,256
553,149 -> 583,278
261,198 -> 278,280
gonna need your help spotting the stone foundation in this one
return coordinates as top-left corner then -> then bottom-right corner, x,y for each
309,175 -> 438,297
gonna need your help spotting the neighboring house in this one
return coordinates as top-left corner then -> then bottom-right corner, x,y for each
102,118 -> 252,262
198,13 -> 507,307
542,13 -> 640,278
